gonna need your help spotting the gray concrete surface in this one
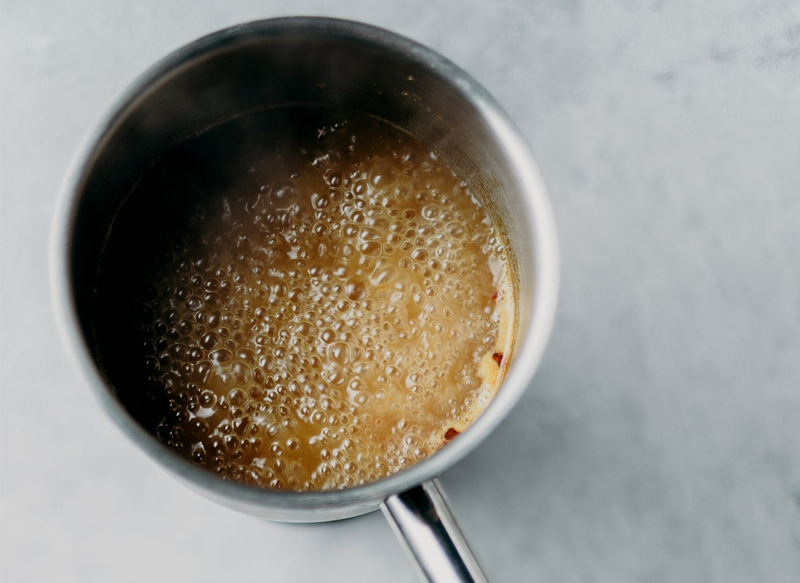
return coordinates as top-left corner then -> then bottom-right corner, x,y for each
2,1 -> 800,581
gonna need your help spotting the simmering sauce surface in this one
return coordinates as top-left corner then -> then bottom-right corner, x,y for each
96,109 -> 513,490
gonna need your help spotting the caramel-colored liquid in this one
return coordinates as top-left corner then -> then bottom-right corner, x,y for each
96,109 -> 513,491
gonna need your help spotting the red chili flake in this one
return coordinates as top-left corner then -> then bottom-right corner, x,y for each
492,352 -> 503,365
444,427 -> 461,441
491,290 -> 498,301
444,427 -> 460,440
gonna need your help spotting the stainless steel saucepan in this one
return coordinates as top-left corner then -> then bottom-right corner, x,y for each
51,17 -> 559,582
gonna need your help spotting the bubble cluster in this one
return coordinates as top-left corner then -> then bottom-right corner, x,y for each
137,111 -> 514,491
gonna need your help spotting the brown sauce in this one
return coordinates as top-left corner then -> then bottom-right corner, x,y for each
94,108 -> 514,491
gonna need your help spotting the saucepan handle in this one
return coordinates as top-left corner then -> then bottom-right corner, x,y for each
381,479 -> 489,583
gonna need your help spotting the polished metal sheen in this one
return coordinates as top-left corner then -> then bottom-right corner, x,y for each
51,17 -> 559,582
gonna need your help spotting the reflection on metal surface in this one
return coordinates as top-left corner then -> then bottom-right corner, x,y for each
383,480 -> 489,583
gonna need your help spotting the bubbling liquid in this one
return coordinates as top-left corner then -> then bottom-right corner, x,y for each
96,109 -> 514,491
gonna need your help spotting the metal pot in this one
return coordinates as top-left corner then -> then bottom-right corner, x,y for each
51,17 -> 559,582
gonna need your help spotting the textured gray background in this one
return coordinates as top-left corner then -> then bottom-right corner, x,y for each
2,1 -> 800,581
